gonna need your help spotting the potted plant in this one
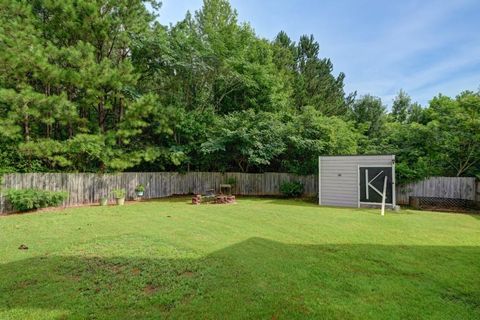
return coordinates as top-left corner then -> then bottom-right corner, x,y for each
112,189 -> 126,206
99,196 -> 108,206
135,184 -> 145,198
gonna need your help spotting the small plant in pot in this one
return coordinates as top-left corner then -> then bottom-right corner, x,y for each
99,196 -> 108,206
112,189 -> 126,206
135,184 -> 145,199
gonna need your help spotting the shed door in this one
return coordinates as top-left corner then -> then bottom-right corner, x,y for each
359,167 -> 393,204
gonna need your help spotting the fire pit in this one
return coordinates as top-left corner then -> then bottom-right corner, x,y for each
191,185 -> 236,205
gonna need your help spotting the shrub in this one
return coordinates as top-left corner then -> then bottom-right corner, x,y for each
280,181 -> 304,198
6,189 -> 68,212
112,189 -> 126,198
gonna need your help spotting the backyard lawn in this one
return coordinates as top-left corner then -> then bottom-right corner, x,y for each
0,198 -> 479,319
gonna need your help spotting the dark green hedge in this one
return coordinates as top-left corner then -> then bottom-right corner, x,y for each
280,181 -> 304,198
6,189 -> 68,212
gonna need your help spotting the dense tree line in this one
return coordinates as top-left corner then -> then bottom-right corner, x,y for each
0,0 -> 478,183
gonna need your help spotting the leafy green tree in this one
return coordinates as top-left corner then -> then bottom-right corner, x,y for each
186,0 -> 282,113
391,90 -> 411,123
279,107 -> 359,174
377,91 -> 480,182
391,90 -> 424,124
427,92 -> 480,177
201,110 -> 286,172
349,95 -> 386,138
407,102 -> 426,124
378,122 -> 441,183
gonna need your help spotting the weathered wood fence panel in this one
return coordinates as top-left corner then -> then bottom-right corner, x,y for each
395,177 -> 477,205
476,181 -> 480,203
0,172 -> 317,214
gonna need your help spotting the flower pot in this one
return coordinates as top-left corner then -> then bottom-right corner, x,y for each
100,198 -> 108,206
115,197 -> 125,206
136,191 -> 144,197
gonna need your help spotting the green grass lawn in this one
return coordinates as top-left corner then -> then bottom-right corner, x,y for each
0,198 -> 479,319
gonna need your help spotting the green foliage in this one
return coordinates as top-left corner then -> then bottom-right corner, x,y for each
280,181 -> 304,198
6,188 -> 68,211
0,0 -> 477,181
370,91 -> 480,183
0,0 -> 170,173
135,184 -> 145,193
293,35 -> 351,116
112,189 -> 126,199
391,90 -> 425,124
391,90 -> 411,123
225,177 -> 237,186
280,107 -> 359,174
426,92 -> 480,177
349,95 -> 386,138
379,122 -> 441,183
201,110 -> 286,172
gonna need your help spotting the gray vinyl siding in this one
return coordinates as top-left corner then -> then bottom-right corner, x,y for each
319,155 -> 395,207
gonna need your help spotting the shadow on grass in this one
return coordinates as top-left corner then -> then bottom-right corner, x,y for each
141,196 -> 320,209
470,213 -> 480,220
140,196 -> 192,204
1,239 -> 479,319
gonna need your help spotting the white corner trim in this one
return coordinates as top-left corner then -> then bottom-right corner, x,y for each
318,156 -> 322,205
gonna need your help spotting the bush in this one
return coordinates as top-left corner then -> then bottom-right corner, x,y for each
6,189 -> 68,212
280,181 -> 304,198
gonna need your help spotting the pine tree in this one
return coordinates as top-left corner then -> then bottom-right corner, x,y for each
294,34 -> 349,116
0,0 -> 168,172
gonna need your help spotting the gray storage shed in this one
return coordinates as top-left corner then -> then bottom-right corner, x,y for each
318,155 -> 396,208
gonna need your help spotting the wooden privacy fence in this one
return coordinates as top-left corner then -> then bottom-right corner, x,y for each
477,181 -> 480,203
0,173 -> 477,213
396,177 -> 477,205
0,172 -> 317,214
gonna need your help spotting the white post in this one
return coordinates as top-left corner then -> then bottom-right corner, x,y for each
381,176 -> 388,216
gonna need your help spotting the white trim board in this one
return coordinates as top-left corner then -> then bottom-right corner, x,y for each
357,164 -> 360,208
358,164 -> 393,167
318,156 -> 322,205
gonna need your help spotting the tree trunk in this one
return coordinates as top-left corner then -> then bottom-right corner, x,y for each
45,84 -> 51,138
23,113 -> 30,142
98,99 -> 105,132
